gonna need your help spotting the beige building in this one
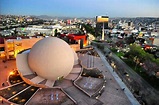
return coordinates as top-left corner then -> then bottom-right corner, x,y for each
0,37 -> 42,60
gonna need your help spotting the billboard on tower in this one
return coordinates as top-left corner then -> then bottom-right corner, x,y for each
96,16 -> 109,23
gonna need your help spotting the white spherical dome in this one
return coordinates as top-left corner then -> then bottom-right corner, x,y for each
28,37 -> 74,80
72,49 -> 78,65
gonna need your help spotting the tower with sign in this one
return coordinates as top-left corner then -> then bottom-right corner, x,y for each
96,16 -> 109,40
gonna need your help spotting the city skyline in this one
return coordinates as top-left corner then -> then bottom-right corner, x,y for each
0,0 -> 159,18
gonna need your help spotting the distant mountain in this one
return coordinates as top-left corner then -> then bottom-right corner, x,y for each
35,15 -> 73,20
36,15 -> 55,20
35,15 -> 94,20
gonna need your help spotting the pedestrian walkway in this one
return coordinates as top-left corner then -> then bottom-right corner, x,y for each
64,85 -> 102,105
95,47 -> 140,105
78,49 -> 132,105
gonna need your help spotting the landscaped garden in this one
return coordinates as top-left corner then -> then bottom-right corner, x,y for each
82,68 -> 103,78
112,44 -> 159,90
9,86 -> 39,105
75,67 -> 105,97
0,69 -> 39,105
123,58 -> 159,90
9,70 -> 23,85
0,82 -> 29,99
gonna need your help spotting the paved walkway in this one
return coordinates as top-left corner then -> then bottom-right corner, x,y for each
95,47 -> 140,105
0,50 -> 140,105
27,88 -> 75,105
64,85 -> 102,105
0,59 -> 16,88
78,52 -> 132,105
0,59 -> 16,105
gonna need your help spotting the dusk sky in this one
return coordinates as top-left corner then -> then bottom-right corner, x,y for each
0,0 -> 159,18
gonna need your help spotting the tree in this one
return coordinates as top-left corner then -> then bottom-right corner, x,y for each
126,44 -> 153,63
54,29 -> 58,37
125,35 -> 135,44
125,44 -> 159,77
144,60 -> 159,76
81,23 -> 95,36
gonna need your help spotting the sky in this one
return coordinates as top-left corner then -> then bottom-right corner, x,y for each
0,0 -> 159,18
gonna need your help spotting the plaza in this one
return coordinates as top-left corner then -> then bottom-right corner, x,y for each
0,46 -> 138,105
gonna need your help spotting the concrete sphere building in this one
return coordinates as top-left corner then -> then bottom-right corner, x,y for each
28,37 -> 74,80
16,37 -> 80,88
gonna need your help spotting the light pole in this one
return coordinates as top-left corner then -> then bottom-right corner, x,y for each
102,22 -> 105,40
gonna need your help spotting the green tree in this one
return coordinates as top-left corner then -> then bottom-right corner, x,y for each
81,23 -> 95,36
125,35 -> 135,44
127,44 -> 154,63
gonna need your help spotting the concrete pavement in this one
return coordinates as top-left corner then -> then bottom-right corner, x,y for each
78,51 -> 132,105
95,47 -> 140,105
0,49 -> 139,105
0,59 -> 17,105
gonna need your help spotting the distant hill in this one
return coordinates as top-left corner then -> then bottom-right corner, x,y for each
36,15 -> 55,20
34,15 -> 94,20
35,15 -> 75,20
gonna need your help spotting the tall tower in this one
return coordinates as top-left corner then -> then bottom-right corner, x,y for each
96,16 -> 109,40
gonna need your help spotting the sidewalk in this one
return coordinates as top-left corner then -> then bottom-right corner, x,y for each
95,47 -> 140,105
0,59 -> 16,88
0,59 -> 16,105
